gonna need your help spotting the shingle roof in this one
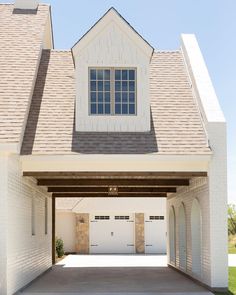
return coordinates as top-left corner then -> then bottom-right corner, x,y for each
21,49 -> 211,155
0,4 -> 49,144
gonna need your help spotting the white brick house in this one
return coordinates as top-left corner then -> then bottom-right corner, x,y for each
0,1 -> 227,294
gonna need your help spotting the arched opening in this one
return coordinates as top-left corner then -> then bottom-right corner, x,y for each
191,199 -> 202,277
169,206 -> 176,265
178,203 -> 187,270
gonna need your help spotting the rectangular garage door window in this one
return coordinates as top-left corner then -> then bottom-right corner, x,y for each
149,216 -> 164,220
95,216 -> 110,220
115,216 -> 130,220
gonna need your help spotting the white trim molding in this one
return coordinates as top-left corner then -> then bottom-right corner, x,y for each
181,34 -> 225,125
20,154 -> 211,173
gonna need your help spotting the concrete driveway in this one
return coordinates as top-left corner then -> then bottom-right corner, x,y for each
19,254 -> 213,295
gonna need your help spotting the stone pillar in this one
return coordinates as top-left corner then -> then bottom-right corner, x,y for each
75,213 -> 89,254
135,213 -> 145,254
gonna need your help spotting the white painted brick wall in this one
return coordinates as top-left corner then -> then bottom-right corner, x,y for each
207,123 -> 228,288
5,155 -> 52,295
181,34 -> 228,288
167,177 -> 211,286
0,156 -> 8,295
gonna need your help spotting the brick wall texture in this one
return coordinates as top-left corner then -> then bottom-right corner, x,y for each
1,155 -> 52,295
167,177 -> 211,286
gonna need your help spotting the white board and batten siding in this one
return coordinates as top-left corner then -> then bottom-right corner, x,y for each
73,9 -> 152,132
89,213 -> 135,254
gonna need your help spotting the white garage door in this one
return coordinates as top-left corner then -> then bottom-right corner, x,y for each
145,215 -> 167,254
90,214 -> 135,254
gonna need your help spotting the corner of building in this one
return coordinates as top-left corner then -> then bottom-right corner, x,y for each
180,33 -> 228,289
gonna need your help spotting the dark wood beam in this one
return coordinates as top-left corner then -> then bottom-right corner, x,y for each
53,193 -> 167,198
23,171 -> 207,178
38,178 -> 189,187
48,186 -> 177,193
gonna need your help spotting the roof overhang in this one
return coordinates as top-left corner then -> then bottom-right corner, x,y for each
21,154 -> 210,199
20,154 -> 211,173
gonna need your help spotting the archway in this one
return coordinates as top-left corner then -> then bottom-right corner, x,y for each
169,206 -> 176,265
178,203 -> 187,270
191,199 -> 202,277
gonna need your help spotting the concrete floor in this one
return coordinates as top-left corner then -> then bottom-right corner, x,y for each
19,255 -> 213,295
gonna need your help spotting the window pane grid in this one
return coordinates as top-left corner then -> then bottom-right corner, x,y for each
90,69 -> 111,115
89,68 -> 136,115
114,69 -> 136,115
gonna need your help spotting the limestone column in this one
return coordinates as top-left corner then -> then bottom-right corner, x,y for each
135,213 -> 145,254
75,213 -> 89,254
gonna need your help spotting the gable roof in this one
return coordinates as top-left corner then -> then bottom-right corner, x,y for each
0,4 -> 50,149
21,49 -> 211,155
72,7 -> 154,60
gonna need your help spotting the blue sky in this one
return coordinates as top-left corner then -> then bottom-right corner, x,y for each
3,0 -> 236,203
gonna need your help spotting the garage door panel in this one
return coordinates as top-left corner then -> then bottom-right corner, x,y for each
145,215 -> 167,254
90,214 -> 135,254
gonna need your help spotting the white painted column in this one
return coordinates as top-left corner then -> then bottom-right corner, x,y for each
207,123 -> 228,288
0,155 -> 8,295
181,34 -> 228,288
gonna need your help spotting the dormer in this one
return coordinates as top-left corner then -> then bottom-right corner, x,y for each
72,8 -> 153,132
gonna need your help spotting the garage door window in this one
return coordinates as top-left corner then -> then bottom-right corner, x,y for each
115,216 -> 130,220
149,216 -> 164,220
95,216 -> 110,220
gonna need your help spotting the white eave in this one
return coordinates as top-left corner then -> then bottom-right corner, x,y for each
20,154 -> 211,173
181,34 -> 226,124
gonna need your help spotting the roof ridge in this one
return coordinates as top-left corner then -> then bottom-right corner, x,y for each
50,49 -> 72,52
154,49 -> 180,53
0,3 -> 50,5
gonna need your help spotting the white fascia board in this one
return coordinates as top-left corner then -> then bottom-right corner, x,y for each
72,8 -> 153,60
181,34 -> 225,124
20,154 -> 211,173
0,143 -> 19,155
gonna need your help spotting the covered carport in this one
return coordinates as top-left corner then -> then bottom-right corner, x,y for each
20,169 -> 212,294
20,153 -> 214,292
22,170 -> 207,267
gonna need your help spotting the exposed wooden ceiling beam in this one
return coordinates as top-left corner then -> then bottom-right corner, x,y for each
48,186 -> 177,193
38,178 -> 189,187
23,171 -> 207,178
53,193 -> 167,198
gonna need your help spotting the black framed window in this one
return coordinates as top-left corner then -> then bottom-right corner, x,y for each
89,68 -> 136,115
114,69 -> 135,115
90,69 -> 111,115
